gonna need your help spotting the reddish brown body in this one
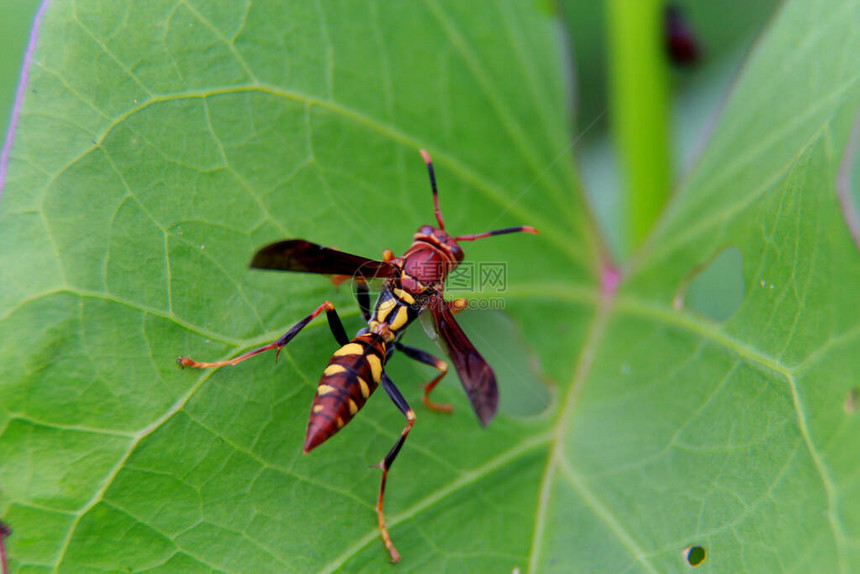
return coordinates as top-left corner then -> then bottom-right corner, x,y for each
302,223 -> 467,454
177,149 -> 536,563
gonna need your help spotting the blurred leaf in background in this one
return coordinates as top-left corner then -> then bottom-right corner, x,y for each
562,0 -> 782,136
570,0 -> 782,262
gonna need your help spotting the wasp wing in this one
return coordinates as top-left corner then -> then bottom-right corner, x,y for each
250,240 -> 395,280
430,300 -> 498,426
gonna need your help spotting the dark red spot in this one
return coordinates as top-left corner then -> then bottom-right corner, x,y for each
665,4 -> 700,66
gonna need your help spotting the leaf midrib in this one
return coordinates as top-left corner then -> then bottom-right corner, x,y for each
525,277 -> 660,573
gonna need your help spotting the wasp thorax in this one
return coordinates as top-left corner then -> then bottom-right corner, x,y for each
412,226 -> 465,264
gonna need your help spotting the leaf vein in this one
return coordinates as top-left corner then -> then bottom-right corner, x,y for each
557,456 -> 660,574
179,0 -> 259,85
43,84 -> 587,269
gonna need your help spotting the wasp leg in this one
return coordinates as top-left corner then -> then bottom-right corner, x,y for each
356,281 -> 372,322
395,343 -> 453,414
374,372 -> 415,564
177,301 -> 349,368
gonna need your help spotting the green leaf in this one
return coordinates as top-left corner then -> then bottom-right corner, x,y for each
1,1 -> 859,573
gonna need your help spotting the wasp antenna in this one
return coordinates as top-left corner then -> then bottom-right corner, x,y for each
454,226 -> 538,242
420,149 -> 445,230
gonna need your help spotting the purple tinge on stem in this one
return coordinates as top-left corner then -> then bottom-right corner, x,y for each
0,520 -> 10,574
0,0 -> 51,203
837,100 -> 860,254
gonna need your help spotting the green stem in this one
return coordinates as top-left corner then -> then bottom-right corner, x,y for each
607,0 -> 670,254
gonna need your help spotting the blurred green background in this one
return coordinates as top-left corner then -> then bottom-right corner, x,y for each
563,0 -> 781,260
564,0 -> 781,136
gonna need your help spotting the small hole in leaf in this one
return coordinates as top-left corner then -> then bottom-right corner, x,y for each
675,246 -> 745,321
683,545 -> 706,567
845,388 -> 858,414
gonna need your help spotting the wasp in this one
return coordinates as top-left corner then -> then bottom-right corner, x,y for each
178,149 -> 537,562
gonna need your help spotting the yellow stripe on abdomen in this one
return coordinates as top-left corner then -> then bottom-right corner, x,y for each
333,343 -> 365,357
366,354 -> 382,383
324,364 -> 347,376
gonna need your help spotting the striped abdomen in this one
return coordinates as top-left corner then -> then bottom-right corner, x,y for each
304,334 -> 386,453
